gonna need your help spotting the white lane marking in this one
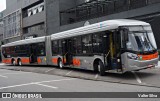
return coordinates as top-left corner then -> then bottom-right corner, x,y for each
0,78 -> 75,90
66,71 -> 72,75
0,75 -> 8,78
0,83 -> 36,90
1,72 -> 31,75
45,68 -> 55,73
132,71 -> 142,84
35,83 -> 58,89
34,78 -> 75,84
95,74 -> 98,79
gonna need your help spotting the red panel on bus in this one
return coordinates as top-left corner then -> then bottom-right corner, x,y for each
52,58 -> 58,64
138,52 -> 158,60
2,59 -> 12,64
37,58 -> 42,64
73,58 -> 81,66
21,58 -> 30,64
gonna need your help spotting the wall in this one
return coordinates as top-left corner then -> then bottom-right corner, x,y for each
45,0 -> 60,35
23,11 -> 45,28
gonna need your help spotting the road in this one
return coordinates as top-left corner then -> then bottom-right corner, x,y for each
0,64 -> 160,101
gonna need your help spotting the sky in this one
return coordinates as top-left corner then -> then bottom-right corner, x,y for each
0,0 -> 6,12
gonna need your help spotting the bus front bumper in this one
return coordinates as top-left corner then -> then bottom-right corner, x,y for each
123,58 -> 159,72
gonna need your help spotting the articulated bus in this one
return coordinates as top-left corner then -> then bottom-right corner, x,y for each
1,19 -> 159,75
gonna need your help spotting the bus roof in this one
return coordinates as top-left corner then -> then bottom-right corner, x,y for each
2,19 -> 150,47
2,36 -> 46,47
51,19 -> 150,40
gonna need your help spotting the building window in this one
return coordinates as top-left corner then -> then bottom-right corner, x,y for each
27,2 -> 44,17
23,28 -> 28,34
60,0 -> 159,25
0,20 -> 3,27
33,8 -> 38,15
3,10 -> 21,39
39,24 -> 44,30
38,5 -> 44,12
28,10 -> 32,17
23,23 -> 44,34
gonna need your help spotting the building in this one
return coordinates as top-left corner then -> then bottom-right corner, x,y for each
3,0 -> 45,43
2,0 -> 160,48
0,12 -> 3,45
0,11 -> 4,61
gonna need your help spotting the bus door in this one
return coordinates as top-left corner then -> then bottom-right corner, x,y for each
103,31 -> 121,70
102,33 -> 111,69
30,44 -> 38,63
62,39 -> 73,65
107,31 -> 121,70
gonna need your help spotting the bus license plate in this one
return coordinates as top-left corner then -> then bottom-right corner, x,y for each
147,65 -> 154,68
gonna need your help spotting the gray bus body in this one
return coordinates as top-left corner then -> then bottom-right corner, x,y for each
1,19 -> 159,75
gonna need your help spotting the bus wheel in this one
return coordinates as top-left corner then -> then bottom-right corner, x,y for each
18,59 -> 22,66
12,60 -> 16,66
58,59 -> 63,69
98,61 -> 105,76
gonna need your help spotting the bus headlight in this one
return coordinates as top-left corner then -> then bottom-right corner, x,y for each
127,53 -> 138,60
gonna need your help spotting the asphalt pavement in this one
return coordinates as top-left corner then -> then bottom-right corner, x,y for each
0,63 -> 160,87
0,64 -> 160,101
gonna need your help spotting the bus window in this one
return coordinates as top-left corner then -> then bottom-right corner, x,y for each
93,33 -> 103,53
15,46 -> 20,54
2,47 -> 7,58
73,37 -> 82,54
52,40 -> 59,55
72,38 -> 76,54
37,42 -> 46,56
82,34 -> 92,54
14,45 -> 28,57
58,40 -> 62,54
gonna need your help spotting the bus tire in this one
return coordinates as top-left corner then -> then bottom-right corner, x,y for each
17,59 -> 22,66
12,59 -> 16,66
98,61 -> 105,76
93,59 -> 99,72
58,59 -> 63,69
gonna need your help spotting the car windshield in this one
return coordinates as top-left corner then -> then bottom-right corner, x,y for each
126,26 -> 157,52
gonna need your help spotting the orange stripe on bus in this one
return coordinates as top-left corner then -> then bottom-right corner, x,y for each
2,59 -> 12,64
21,58 -> 30,64
37,58 -> 42,64
138,52 -> 159,60
2,59 -> 6,63
73,58 -> 81,66
52,58 -> 58,64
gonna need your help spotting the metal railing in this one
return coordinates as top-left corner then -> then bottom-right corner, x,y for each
60,0 -> 160,25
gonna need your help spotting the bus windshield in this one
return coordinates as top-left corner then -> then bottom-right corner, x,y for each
125,26 -> 157,53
